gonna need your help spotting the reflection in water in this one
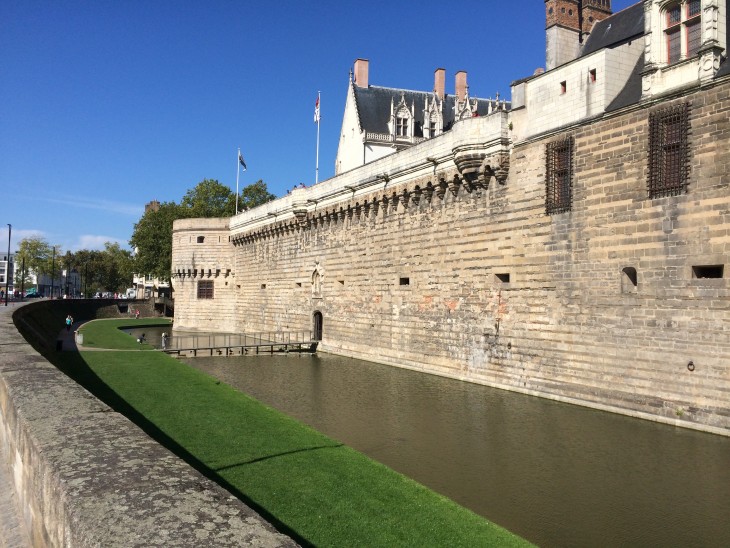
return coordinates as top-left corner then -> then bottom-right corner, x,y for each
182,352 -> 730,547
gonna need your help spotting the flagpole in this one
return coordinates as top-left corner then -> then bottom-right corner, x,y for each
235,147 -> 240,214
315,91 -> 320,185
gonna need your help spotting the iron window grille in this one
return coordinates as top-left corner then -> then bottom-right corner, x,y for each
197,280 -> 214,299
648,103 -> 690,198
546,136 -> 574,215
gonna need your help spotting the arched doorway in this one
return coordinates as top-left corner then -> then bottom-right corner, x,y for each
312,311 -> 323,341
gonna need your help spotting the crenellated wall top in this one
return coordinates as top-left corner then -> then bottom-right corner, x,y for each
173,217 -> 230,233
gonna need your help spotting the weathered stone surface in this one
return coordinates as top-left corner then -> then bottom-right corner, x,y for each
0,303 -> 297,547
172,78 -> 730,437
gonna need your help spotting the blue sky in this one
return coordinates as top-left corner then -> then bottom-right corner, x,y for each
0,0 -> 637,253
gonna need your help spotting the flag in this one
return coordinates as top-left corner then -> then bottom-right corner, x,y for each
238,151 -> 247,171
314,95 -> 320,124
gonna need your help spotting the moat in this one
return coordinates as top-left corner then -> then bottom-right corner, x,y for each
180,351 -> 730,547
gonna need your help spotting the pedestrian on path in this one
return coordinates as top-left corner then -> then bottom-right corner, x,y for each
65,315 -> 73,332
135,309 -> 140,319
161,332 -> 168,350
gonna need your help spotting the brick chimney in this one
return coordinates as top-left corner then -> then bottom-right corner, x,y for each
455,71 -> 467,101
354,58 -> 369,88
434,68 -> 445,99
545,0 -> 612,70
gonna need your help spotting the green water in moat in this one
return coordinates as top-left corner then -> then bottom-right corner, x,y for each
178,351 -> 729,547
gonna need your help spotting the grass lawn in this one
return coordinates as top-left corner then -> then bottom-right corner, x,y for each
78,318 -> 171,350
57,320 -> 531,547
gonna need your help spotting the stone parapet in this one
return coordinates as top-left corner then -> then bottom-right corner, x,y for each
0,302 -> 295,547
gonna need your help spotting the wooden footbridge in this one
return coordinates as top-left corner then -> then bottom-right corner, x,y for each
162,331 -> 318,357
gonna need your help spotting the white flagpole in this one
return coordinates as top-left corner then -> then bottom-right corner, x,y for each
315,91 -> 320,185
235,147 -> 240,214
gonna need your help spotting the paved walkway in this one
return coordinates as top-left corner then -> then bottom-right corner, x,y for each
0,302 -> 32,548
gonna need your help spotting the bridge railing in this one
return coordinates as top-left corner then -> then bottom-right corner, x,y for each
165,330 -> 314,351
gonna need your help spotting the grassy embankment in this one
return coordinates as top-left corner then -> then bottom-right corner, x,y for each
54,318 -> 530,547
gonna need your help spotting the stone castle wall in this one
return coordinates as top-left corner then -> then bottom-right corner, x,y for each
172,79 -> 730,435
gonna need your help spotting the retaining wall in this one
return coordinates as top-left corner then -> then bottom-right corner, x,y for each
0,301 -> 295,547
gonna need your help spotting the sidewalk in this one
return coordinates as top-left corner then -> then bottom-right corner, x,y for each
0,302 -> 32,548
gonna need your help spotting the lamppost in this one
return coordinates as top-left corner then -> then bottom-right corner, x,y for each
51,246 -> 56,299
4,224 -> 10,306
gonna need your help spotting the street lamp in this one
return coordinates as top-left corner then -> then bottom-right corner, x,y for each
51,246 -> 56,299
4,224 -> 10,306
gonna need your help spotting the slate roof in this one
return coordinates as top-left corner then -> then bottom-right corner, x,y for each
353,85 -> 506,137
581,2 -> 645,57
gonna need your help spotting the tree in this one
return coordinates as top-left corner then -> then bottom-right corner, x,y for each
239,179 -> 276,211
15,237 -> 59,283
72,249 -> 105,295
130,201 -> 186,282
72,243 -> 134,294
129,179 -> 276,284
180,179 -> 236,218
101,242 -> 134,292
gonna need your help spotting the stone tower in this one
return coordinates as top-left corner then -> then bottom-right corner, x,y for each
545,0 -> 612,70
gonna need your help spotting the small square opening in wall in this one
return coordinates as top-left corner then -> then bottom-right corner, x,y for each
296,282 -> 302,288
261,283 -> 267,289
692,265 -> 724,279
589,69 -> 596,83
338,280 -> 345,286
399,277 -> 410,286
495,273 -> 510,284
560,81 -> 567,94
197,236 -> 205,244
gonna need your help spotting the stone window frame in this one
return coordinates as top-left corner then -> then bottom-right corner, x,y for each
664,0 -> 702,64
647,102 -> 690,199
197,279 -> 214,299
396,115 -> 409,137
545,136 -> 574,215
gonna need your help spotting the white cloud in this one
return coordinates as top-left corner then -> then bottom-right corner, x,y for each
43,197 -> 143,217
0,227 -> 47,251
75,235 -> 128,251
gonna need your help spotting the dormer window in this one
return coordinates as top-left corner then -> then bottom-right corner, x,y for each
396,116 -> 408,137
665,0 -> 702,64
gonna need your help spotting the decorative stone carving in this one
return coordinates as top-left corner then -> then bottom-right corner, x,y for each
435,178 -> 447,200
448,174 -> 461,196
311,260 -> 324,298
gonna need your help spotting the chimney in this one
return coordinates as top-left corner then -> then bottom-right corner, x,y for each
545,0 -> 612,70
434,68 -> 445,99
455,71 -> 467,102
354,58 -> 369,88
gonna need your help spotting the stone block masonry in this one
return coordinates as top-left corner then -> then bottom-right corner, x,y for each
173,79 -> 730,436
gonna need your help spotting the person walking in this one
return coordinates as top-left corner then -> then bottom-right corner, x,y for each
135,309 -> 140,320
65,315 -> 73,332
161,332 -> 168,350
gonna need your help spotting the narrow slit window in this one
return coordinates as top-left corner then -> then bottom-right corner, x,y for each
495,273 -> 510,284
